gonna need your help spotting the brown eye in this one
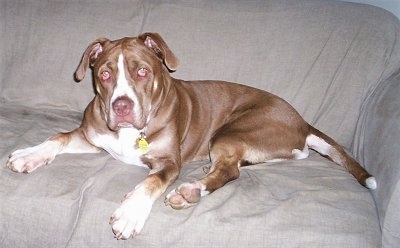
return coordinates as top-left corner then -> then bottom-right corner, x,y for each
100,71 -> 110,80
137,68 -> 147,77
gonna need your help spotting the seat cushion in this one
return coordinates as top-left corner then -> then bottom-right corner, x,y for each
0,106 -> 380,247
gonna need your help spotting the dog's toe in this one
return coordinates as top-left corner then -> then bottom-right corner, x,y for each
165,190 -> 194,209
6,143 -> 58,173
165,181 -> 206,209
110,188 -> 154,239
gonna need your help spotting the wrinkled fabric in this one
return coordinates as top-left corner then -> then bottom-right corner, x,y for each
1,0 -> 399,247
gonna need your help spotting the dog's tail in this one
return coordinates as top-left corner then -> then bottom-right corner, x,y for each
306,126 -> 376,190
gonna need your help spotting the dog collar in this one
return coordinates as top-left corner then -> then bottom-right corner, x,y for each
137,132 -> 149,153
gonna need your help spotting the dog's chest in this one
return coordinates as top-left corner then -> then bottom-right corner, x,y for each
91,128 -> 147,167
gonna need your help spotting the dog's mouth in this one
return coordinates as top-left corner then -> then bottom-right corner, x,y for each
109,119 -> 137,131
116,122 -> 134,128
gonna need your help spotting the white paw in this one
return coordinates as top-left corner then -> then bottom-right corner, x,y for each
6,141 -> 59,173
110,187 -> 154,239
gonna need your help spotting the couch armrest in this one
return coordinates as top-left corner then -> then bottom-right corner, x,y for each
354,70 -> 400,247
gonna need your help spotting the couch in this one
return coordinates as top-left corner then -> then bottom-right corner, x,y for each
1,0 -> 399,247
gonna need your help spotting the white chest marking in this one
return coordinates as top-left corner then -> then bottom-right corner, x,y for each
91,128 -> 147,167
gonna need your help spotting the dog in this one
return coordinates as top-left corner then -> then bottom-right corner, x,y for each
6,32 -> 377,240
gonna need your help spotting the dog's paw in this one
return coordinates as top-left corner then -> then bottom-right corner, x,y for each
165,181 -> 208,209
6,141 -> 59,173
110,188 -> 154,239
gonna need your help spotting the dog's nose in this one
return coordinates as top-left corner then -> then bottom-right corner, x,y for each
112,97 -> 133,116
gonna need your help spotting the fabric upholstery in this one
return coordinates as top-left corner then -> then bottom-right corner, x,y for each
354,70 -> 400,247
1,0 -> 399,247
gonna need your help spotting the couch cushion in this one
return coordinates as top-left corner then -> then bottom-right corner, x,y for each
0,106 -> 380,247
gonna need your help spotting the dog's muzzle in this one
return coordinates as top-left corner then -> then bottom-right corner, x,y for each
110,96 -> 136,128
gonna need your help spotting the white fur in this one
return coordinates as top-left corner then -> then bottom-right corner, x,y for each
265,158 -> 287,163
366,176 -> 377,190
153,79 -> 159,91
243,149 -> 270,164
199,182 -> 210,197
7,133 -> 100,173
292,145 -> 309,160
113,54 -> 138,103
6,140 -> 60,173
91,128 -> 147,167
147,134 -> 171,152
306,134 -> 332,155
110,183 -> 154,239
245,145 -> 309,164
264,146 -> 309,163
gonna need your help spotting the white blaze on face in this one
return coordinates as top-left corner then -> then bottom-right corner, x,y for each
109,54 -> 141,123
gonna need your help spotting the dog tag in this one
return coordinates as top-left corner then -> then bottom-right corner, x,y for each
137,132 -> 149,153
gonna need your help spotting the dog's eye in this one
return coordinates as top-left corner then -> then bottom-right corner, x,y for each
100,71 -> 110,81
137,68 -> 148,77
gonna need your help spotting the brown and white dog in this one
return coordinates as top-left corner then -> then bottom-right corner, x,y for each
6,32 -> 376,239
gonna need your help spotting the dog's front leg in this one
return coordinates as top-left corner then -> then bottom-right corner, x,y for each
6,128 -> 100,173
110,160 -> 179,239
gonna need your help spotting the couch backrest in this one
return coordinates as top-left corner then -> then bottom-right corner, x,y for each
1,0 -> 400,148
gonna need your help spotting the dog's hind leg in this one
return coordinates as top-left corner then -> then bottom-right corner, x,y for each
164,134 -> 249,209
164,108 -> 301,209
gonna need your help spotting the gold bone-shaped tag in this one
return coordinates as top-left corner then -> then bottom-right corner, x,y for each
137,132 -> 149,153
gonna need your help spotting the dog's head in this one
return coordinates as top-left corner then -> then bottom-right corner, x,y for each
75,32 -> 179,131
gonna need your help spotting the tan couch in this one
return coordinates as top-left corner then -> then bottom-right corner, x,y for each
1,0 -> 399,247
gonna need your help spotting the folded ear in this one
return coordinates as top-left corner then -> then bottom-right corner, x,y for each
74,38 -> 110,82
138,32 -> 179,71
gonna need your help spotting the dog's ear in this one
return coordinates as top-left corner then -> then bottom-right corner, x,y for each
75,38 -> 110,82
138,32 -> 179,71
